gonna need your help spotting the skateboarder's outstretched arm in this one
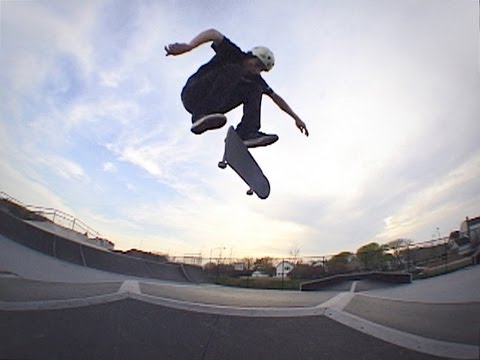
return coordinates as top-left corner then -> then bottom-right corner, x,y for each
268,92 -> 309,137
165,29 -> 224,56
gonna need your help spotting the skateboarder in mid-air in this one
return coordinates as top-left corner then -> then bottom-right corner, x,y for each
165,29 -> 309,148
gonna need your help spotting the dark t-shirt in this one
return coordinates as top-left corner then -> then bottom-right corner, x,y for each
192,36 -> 273,95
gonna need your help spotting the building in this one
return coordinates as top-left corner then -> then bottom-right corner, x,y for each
276,261 -> 295,278
91,237 -> 115,250
448,216 -> 480,257
449,231 -> 474,257
251,271 -> 269,278
234,262 -> 246,271
460,216 -> 480,246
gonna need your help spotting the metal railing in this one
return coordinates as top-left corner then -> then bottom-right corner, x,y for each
0,191 -> 102,240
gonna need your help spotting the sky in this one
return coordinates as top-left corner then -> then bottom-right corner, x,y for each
1,0 -> 479,260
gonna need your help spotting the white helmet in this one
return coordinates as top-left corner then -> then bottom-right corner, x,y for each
250,46 -> 275,71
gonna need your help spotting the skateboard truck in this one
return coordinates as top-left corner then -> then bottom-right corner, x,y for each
218,160 -> 254,195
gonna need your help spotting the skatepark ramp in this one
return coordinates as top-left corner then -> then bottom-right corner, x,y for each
1,196 -> 479,359
0,199 -> 210,284
300,272 -> 412,291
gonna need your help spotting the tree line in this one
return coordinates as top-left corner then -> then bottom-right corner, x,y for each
203,238 -> 455,280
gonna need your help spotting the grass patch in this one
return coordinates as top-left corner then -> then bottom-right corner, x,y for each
213,276 -> 303,290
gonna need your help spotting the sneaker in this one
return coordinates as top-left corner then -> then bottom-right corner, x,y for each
241,131 -> 279,148
191,114 -> 227,135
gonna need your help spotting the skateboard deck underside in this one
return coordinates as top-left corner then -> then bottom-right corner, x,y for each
220,127 -> 270,199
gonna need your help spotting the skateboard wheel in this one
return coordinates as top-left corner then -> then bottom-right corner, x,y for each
218,161 -> 227,169
246,189 -> 254,196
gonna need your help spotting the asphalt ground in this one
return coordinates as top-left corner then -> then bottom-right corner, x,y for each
1,235 -> 479,359
1,298 -> 447,360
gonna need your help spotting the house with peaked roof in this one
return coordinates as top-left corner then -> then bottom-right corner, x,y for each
276,260 -> 295,278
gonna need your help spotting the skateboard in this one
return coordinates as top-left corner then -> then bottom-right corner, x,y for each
218,126 -> 270,199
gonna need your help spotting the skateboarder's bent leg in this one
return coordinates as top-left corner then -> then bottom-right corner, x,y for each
181,64 -> 246,134
181,64 -> 278,145
234,82 -> 262,137
181,64 -> 243,119
234,83 -> 279,148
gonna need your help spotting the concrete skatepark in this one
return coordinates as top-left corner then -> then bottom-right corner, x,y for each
1,202 -> 479,359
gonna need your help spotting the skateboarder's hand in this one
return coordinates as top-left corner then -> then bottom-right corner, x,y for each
295,118 -> 309,137
164,43 -> 192,56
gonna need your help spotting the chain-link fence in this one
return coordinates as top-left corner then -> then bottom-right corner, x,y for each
195,235 -> 477,286
2,191 -> 477,285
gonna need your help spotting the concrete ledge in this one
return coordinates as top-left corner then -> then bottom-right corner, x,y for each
422,257 -> 474,277
300,272 -> 412,291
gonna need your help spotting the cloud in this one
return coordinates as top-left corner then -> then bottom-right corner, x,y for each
1,1 -> 97,92
37,154 -> 88,182
109,194 -> 312,257
0,160 -> 77,215
375,150 -> 480,240
102,162 -> 117,173
1,0 -> 478,258
99,71 -> 125,88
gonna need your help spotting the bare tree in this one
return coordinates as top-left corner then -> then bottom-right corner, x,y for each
290,243 -> 301,263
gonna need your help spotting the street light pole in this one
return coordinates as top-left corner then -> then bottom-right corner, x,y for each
210,246 -> 225,280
